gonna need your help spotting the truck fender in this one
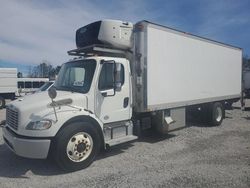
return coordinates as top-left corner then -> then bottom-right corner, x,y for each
54,115 -> 105,150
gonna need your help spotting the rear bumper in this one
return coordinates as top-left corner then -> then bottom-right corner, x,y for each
2,127 -> 51,159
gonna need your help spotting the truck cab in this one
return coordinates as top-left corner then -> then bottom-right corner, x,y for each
3,54 -> 136,171
2,20 -> 137,171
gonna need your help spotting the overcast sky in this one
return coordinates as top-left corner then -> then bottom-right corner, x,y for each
0,0 -> 250,73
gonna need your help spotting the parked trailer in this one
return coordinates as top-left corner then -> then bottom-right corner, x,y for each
2,20 -> 242,171
17,77 -> 49,95
0,68 -> 17,108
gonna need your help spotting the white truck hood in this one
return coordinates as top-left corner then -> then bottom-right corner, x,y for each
7,90 -> 88,130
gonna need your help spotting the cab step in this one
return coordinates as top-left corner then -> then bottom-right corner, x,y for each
103,120 -> 138,146
106,135 -> 137,146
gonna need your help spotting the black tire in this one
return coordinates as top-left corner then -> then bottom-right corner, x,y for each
0,96 -> 5,109
210,102 -> 225,126
52,121 -> 101,172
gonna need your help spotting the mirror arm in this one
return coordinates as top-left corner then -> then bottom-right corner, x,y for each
51,99 -> 58,122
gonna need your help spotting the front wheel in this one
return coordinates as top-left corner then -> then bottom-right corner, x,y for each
52,122 -> 101,172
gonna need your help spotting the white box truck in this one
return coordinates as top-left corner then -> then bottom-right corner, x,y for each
1,20 -> 242,171
0,68 -> 17,108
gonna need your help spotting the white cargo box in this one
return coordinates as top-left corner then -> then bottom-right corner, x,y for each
134,21 -> 242,112
0,68 -> 17,94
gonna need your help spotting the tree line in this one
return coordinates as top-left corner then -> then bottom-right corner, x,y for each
243,56 -> 250,70
18,60 -> 61,79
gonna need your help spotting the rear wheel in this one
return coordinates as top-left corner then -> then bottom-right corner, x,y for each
52,122 -> 101,172
0,96 -> 5,109
210,102 -> 224,126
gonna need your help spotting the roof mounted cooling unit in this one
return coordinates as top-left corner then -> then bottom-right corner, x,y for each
76,20 -> 133,50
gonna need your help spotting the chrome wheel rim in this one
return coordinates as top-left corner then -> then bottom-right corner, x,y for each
215,107 -> 222,122
66,132 -> 93,162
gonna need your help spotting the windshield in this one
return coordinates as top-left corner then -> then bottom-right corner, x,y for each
55,59 -> 96,93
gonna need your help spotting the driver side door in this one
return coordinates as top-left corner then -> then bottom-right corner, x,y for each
95,61 -> 131,124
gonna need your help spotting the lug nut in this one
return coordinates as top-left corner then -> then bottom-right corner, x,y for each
68,151 -> 73,156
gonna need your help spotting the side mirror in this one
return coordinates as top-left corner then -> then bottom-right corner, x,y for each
114,63 -> 122,92
48,86 -> 58,122
48,86 -> 57,100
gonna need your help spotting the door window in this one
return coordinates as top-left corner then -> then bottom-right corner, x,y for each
98,63 -> 124,91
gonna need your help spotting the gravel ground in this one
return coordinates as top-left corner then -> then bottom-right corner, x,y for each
0,100 -> 249,188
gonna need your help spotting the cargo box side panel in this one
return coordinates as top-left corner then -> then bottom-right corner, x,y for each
0,68 -> 17,93
146,24 -> 242,110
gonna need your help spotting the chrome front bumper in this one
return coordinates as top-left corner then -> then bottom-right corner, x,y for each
2,127 -> 51,159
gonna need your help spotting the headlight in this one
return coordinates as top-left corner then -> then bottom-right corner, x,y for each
26,120 -> 52,130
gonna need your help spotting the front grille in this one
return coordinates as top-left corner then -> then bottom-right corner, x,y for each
6,107 -> 19,130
